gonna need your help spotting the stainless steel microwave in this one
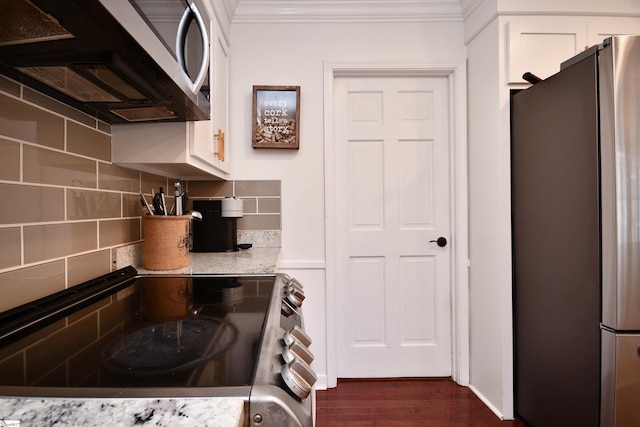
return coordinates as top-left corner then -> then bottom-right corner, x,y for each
0,0 -> 211,124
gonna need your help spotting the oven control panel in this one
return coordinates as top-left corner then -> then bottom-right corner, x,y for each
249,273 -> 316,427
281,277 -> 305,316
279,276 -> 317,401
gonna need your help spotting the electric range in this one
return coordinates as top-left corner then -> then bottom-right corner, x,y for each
0,267 -> 316,426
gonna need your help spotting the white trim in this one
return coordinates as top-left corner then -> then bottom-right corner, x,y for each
323,59 -> 469,388
232,0 -> 463,23
314,373 -> 328,390
460,0 -> 483,19
277,259 -> 326,270
469,384 -> 505,420
232,0 -> 640,25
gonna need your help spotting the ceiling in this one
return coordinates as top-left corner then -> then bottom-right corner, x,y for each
229,0 -> 478,23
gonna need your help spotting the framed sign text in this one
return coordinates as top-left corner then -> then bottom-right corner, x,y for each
252,85 -> 300,149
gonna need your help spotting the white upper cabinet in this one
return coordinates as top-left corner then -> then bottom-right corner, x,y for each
505,16 -> 640,85
587,18 -> 640,47
112,1 -> 231,180
505,18 -> 588,85
190,18 -> 229,170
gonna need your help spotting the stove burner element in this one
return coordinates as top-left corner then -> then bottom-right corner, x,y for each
100,316 -> 237,376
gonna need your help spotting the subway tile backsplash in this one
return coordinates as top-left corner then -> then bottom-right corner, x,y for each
0,261 -> 66,312
67,121 -> 111,161
0,76 -> 281,313
0,138 -> 20,181
66,189 -> 122,220
0,227 -> 21,269
23,222 -> 97,264
0,183 -> 65,225
98,163 -> 140,192
23,144 -> 97,187
0,92 -> 64,149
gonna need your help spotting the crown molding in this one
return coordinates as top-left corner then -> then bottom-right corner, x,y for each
231,1 -> 464,23
459,0 -> 482,19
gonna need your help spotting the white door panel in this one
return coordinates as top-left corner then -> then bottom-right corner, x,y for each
349,140 -> 384,230
335,76 -> 451,378
400,256 -> 436,342
349,256 -> 386,344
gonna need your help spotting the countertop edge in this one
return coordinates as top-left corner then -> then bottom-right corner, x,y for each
117,247 -> 282,275
0,397 -> 245,427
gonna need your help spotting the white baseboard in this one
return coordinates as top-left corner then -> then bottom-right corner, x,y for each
314,373 -> 328,391
468,384 -> 507,420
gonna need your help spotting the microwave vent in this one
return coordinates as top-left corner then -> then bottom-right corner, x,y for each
111,107 -> 178,122
0,0 -> 74,47
17,66 -> 121,102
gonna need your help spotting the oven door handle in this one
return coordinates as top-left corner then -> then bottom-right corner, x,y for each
176,2 -> 209,95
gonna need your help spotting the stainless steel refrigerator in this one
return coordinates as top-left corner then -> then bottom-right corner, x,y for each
511,35 -> 640,427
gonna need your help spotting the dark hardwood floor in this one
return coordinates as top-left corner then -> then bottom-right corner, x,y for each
315,378 -> 528,427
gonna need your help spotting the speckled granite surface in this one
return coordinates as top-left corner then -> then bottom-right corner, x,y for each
116,246 -> 281,275
0,397 -> 244,427
237,230 -> 281,248
112,231 -> 281,275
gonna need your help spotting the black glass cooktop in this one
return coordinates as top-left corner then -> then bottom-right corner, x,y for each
0,267 -> 276,390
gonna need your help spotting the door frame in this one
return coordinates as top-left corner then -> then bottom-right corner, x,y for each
323,60 -> 469,388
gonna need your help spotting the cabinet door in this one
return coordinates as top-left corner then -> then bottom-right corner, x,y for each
587,18 -> 640,46
505,18 -> 588,85
505,17 -> 640,86
189,20 -> 229,167
212,21 -> 229,163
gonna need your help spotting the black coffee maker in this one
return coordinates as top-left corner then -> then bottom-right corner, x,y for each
192,199 -> 242,252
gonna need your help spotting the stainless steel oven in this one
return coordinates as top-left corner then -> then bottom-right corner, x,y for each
0,267 -> 316,426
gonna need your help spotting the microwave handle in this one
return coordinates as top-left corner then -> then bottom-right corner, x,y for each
176,2 -> 210,94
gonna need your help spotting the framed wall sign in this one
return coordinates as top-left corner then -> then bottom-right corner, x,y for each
252,85 -> 300,149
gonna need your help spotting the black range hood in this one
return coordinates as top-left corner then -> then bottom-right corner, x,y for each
0,0 -> 210,124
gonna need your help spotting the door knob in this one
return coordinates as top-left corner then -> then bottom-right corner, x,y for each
429,237 -> 447,247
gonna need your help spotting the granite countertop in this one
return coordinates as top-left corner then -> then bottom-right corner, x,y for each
112,233 -> 281,276
0,397 -> 244,427
135,247 -> 282,275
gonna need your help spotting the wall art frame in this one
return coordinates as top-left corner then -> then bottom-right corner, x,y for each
252,85 -> 300,149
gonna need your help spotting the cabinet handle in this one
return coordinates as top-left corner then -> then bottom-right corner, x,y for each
215,129 -> 225,161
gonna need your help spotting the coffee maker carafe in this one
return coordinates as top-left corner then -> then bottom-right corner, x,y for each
192,198 -> 243,252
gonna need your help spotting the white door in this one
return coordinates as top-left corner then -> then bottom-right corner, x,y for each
334,76 -> 452,378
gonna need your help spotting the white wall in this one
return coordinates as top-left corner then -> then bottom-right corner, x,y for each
228,21 -> 466,389
466,16 -> 510,417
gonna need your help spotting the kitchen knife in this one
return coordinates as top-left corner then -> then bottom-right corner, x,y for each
139,192 -> 154,215
153,192 -> 164,215
174,182 -> 183,216
182,192 -> 188,213
159,187 -> 168,216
